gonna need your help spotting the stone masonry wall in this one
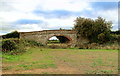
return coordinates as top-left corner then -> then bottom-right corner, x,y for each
20,30 -> 88,47
20,30 -> 76,46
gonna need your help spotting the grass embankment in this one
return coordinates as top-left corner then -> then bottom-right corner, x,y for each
2,47 -> 118,74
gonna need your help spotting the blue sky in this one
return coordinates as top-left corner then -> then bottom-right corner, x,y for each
0,0 -> 119,35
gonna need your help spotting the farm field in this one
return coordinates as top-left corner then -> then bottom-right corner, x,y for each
2,47 -> 118,74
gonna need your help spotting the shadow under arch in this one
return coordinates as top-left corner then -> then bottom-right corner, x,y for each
47,35 -> 72,44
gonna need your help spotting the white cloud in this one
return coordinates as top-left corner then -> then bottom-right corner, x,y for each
1,0 -> 87,23
5,0 -> 90,12
94,9 -> 118,31
0,11 -> 45,22
97,9 -> 118,23
45,16 -> 76,29
0,33 -> 5,35
17,24 -> 44,32
39,0 -> 90,12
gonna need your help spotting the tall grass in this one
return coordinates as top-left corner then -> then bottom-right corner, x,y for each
77,42 -> 120,50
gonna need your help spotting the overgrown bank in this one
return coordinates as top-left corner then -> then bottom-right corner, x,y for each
1,38 -> 120,55
1,38 -> 44,55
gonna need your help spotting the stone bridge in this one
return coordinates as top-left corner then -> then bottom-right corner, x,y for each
20,30 -> 88,47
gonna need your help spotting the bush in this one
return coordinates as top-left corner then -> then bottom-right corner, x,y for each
87,43 -> 99,49
1,38 -> 26,55
2,39 -> 18,52
107,34 -> 120,46
48,45 -> 60,49
78,44 -> 88,49
2,31 -> 19,39
48,44 -> 69,49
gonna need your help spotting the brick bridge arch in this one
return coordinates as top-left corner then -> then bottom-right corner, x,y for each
20,30 -> 88,47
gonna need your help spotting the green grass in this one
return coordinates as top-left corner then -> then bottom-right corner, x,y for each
2,54 -> 21,62
48,40 -> 60,43
2,47 -> 118,74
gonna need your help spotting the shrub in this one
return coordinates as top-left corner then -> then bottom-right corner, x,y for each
48,45 -> 60,49
87,43 -> 99,49
111,34 -> 120,42
78,44 -> 87,49
2,31 -> 19,39
2,39 -> 17,52
48,44 -> 69,49
1,38 -> 26,55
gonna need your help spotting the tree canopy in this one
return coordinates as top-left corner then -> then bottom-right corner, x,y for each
74,17 -> 112,43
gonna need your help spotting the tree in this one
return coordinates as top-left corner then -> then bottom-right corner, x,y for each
74,17 -> 112,43
59,28 -> 63,30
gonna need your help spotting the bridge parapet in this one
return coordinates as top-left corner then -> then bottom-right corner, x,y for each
20,30 -> 76,36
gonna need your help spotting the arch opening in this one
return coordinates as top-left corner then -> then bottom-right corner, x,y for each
56,36 -> 70,43
48,36 -> 60,44
47,35 -> 71,44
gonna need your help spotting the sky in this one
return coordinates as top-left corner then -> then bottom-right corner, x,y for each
0,0 -> 119,35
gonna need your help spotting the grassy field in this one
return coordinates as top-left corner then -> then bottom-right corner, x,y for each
2,47 -> 118,74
